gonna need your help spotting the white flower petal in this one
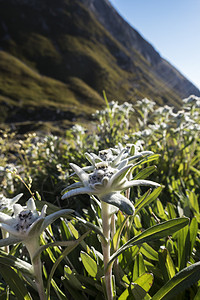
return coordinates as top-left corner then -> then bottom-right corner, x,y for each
10,193 -> 23,205
26,217 -> 44,238
0,236 -> 22,247
0,223 -> 19,237
27,198 -> 37,213
109,164 -> 132,187
40,205 -> 47,218
61,186 -> 94,200
85,152 -> 96,165
0,212 -> 14,224
122,179 -> 160,189
112,149 -> 126,166
41,209 -> 74,232
70,163 -> 89,185
13,204 -> 24,217
62,181 -> 84,194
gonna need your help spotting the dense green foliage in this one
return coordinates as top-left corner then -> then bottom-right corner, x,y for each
0,95 -> 200,299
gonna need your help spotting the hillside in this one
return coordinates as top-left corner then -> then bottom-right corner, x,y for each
0,0 -> 199,133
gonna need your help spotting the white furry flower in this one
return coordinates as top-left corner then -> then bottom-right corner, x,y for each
62,160 -> 160,215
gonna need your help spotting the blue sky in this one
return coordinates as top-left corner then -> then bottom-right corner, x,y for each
109,0 -> 200,90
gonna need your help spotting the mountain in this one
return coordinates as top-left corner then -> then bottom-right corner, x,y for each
0,0 -> 199,133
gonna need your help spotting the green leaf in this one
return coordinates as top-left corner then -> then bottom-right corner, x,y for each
64,266 -> 83,290
131,273 -> 154,299
32,239 -> 81,263
112,215 -> 129,251
157,199 -> 167,219
46,231 -> 89,300
0,264 -> 32,300
166,203 -> 177,219
132,166 -> 157,180
133,273 -> 154,292
75,216 -> 104,237
189,217 -> 198,256
151,261 -> 200,300
118,288 -> 129,300
140,243 -> 158,261
135,187 -> 163,214
108,217 -> 189,268
51,278 -> 67,300
158,248 -> 176,283
177,224 -> 190,271
0,251 -> 33,277
80,251 -> 98,277
132,253 -> 145,282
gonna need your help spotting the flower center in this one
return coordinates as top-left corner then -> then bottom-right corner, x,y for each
98,149 -> 115,162
15,210 -> 37,232
89,162 -> 117,186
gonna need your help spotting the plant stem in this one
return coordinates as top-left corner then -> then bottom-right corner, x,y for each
26,238 -> 46,300
101,201 -> 113,300
1,229 -> 9,253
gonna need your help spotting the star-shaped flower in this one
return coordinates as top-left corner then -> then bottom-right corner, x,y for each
0,198 -> 74,247
62,161 -> 160,215
82,144 -> 153,175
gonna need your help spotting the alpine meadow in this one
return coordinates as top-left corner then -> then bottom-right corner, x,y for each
0,0 -> 200,299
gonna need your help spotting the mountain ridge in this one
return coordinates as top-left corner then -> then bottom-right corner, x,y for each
0,0 -> 199,133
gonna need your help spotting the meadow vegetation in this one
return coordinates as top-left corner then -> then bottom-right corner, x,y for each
0,94 -> 200,299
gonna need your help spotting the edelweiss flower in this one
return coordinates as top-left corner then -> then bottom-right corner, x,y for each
0,193 -> 23,214
0,198 -> 74,247
84,144 -> 153,172
62,161 -> 160,215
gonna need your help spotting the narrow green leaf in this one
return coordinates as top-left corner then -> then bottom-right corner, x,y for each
32,240 -> 81,263
0,251 -> 33,277
152,261 -> 200,300
0,264 -> 32,300
177,224 -> 190,270
80,251 -> 98,277
189,217 -> 198,256
158,248 -> 176,283
133,273 -> 154,292
190,166 -> 200,176
51,278 -> 67,300
75,216 -> 104,237
135,187 -> 163,214
64,266 -> 83,290
132,166 -> 157,180
132,253 -> 145,282
108,217 -> 189,268
112,215 -> 129,250
46,231 -> 89,299
118,288 -> 129,300
166,203 -> 177,219
157,199 -> 167,219
140,243 -> 158,261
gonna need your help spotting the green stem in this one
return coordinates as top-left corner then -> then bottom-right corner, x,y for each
25,238 -> 46,300
101,201 -> 113,300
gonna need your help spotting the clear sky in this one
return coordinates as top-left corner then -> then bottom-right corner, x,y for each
109,0 -> 200,90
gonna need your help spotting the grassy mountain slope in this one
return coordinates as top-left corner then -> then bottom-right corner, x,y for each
0,0 -> 199,133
